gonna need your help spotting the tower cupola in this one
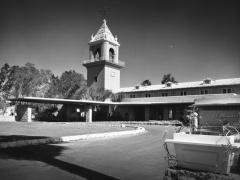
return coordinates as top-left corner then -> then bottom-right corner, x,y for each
87,19 -> 120,63
90,19 -> 119,46
83,20 -> 124,92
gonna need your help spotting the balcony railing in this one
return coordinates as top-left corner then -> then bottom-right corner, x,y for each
83,59 -> 125,67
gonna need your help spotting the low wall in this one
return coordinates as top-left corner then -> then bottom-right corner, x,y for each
0,116 -> 15,122
199,107 -> 240,126
163,168 -> 240,180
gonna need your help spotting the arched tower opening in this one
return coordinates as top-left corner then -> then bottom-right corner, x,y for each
109,48 -> 115,62
94,48 -> 101,61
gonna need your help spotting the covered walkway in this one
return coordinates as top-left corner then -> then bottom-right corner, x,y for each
8,94 -> 236,122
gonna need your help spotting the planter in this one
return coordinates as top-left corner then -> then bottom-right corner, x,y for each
165,132 -> 240,174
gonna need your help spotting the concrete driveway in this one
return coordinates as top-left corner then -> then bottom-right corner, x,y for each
0,125 -> 176,180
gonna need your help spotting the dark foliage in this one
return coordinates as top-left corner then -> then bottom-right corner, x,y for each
161,73 -> 178,84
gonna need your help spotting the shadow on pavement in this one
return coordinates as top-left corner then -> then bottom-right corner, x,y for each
0,142 -> 119,180
0,135 -> 50,142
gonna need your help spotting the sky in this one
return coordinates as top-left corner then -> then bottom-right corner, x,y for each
0,0 -> 240,88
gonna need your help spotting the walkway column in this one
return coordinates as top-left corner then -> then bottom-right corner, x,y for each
27,107 -> 32,122
15,105 -> 32,122
145,106 -> 150,121
85,105 -> 92,123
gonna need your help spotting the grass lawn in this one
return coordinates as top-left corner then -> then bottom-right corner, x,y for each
0,122 -> 133,142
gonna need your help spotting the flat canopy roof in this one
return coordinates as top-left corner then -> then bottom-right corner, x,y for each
8,94 -> 239,106
9,97 -> 116,105
8,97 -> 193,106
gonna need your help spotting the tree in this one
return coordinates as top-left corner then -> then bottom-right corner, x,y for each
12,63 -> 38,97
12,63 -> 53,98
31,69 -> 55,97
0,63 -> 19,114
111,92 -> 125,102
86,87 -> 113,102
59,70 -> 87,99
0,63 -> 19,97
45,75 -> 62,98
141,79 -> 152,86
161,73 -> 178,84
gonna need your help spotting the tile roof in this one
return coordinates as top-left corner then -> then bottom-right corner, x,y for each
122,94 -> 237,104
90,19 -> 119,45
119,78 -> 240,93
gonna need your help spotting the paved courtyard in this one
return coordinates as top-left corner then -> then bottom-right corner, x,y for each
0,124 -> 176,180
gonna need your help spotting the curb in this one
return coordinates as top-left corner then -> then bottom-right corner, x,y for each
0,125 -> 145,149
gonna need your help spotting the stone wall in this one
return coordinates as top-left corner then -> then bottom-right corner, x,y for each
15,105 -> 28,122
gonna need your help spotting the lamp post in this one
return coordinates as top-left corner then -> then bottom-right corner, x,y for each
76,108 -> 80,121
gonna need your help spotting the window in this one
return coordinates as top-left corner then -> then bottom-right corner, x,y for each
162,92 -> 168,97
135,85 -> 140,89
200,90 -> 208,94
111,72 -> 115,77
204,80 -> 210,84
180,91 -> 187,96
199,89 -> 211,95
130,94 -> 136,98
222,88 -> 233,94
203,78 -> 214,85
94,75 -> 98,82
145,93 -> 151,97
165,82 -> 172,87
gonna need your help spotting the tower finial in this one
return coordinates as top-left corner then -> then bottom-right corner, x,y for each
99,3 -> 107,19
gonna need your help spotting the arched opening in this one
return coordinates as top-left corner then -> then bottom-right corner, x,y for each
109,48 -> 115,62
94,48 -> 101,61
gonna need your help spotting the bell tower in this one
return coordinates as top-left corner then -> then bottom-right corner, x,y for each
83,20 -> 124,92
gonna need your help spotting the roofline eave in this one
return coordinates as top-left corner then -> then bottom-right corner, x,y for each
8,97 -> 193,106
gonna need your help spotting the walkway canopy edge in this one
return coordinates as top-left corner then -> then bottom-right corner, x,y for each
8,97 -> 193,106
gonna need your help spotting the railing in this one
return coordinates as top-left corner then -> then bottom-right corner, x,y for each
83,59 -> 125,67
117,60 -> 125,67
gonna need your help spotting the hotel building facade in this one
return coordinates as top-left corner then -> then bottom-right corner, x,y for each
10,20 -> 240,124
82,20 -> 240,122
